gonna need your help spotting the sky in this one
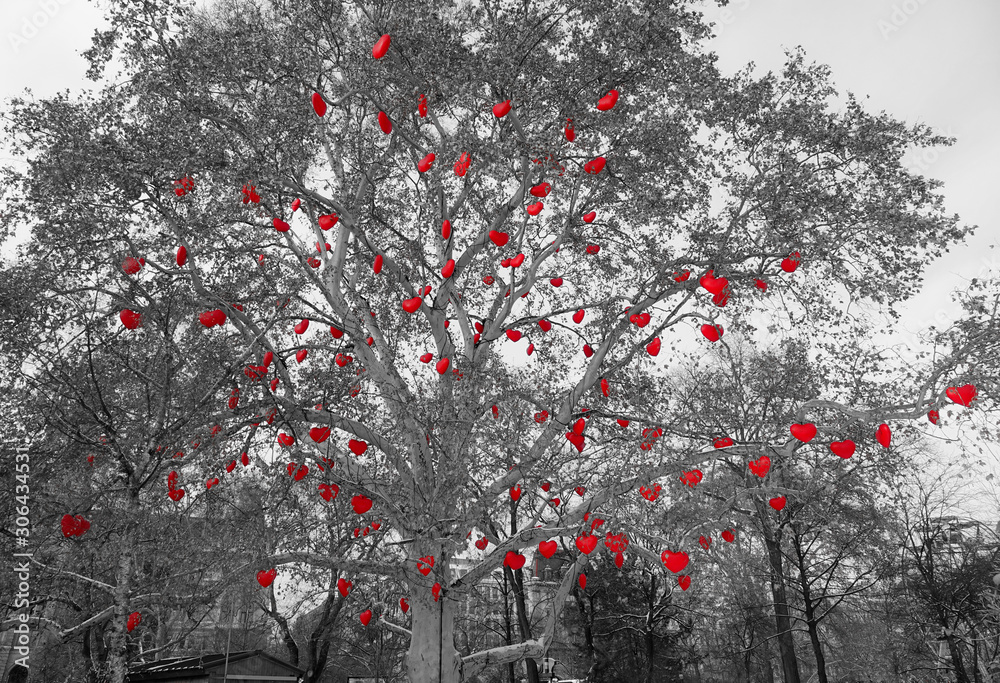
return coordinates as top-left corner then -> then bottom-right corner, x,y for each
2,0 -> 998,504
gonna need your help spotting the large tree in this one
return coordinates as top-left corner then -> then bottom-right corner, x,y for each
3,0 -> 996,681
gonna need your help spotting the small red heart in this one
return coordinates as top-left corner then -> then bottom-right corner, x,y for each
713,437 -> 734,449
673,270 -> 691,282
699,535 -> 712,550
475,537 -> 489,550
790,423 -> 817,442
538,540 -> 558,559
309,427 -> 330,443
564,118 -> 576,142
601,378 -> 610,397
292,464 -> 309,481
578,574 -> 587,590
769,496 -> 787,511
206,477 -> 220,489
928,410 -> 940,424
573,309 -> 585,324
830,440 -> 856,459
575,534 -> 598,554
700,324 -> 723,342
351,495 -> 373,514
400,597 -> 410,613
419,353 -> 433,363
510,253 -> 525,267
417,153 -> 435,173
646,338 -> 661,356
417,555 -> 435,576
538,319 -> 552,332
337,578 -> 352,597
661,550 -> 689,574
748,456 -> 771,478
618,419 -> 630,428
530,182 -> 551,198
296,348 -> 308,363
504,551 -> 526,570
127,611 -> 142,633
402,297 -> 422,313
441,259 -> 455,278
359,609 -> 373,626
311,92 -> 327,116
377,110 -> 392,134
432,582 -> 441,602
699,270 -> 728,295
273,217 -> 290,233
583,344 -> 594,358
583,156 -> 606,174
489,230 -> 510,247
277,433 -> 295,447
61,514 -> 91,538
586,244 -> 601,254
566,432 -> 585,453
294,319 -> 309,335
372,34 -> 390,59
435,358 -> 450,374
506,329 -> 522,342
677,575 -> 691,591
639,483 -> 661,502
722,529 -> 736,543
256,568 -> 277,588
534,411 -> 548,423
614,553 -> 625,568
526,201 -> 543,216
946,383 -> 977,407
755,279 -> 768,292
348,439 -> 368,456
454,151 -> 471,176
373,254 -> 383,274
492,100 -> 512,118
510,485 -> 522,501
318,483 -> 339,501
680,470 -> 703,488
175,245 -> 187,267
596,89 -> 619,111
226,460 -> 236,473
582,211 -> 596,223
418,94 -> 428,117
875,423 -> 891,448
318,214 -> 339,230
119,309 -> 142,330
330,325 -> 344,339
541,481 -> 552,492
781,251 -> 801,273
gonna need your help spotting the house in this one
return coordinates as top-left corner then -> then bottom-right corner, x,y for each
126,650 -> 304,682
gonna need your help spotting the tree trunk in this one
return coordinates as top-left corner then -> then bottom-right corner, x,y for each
761,526 -> 801,683
106,491 -> 138,683
504,569 -> 516,683
407,551 -> 461,683
791,535 -> 828,683
508,566 -> 540,683
644,573 -> 656,683
942,626 -> 972,683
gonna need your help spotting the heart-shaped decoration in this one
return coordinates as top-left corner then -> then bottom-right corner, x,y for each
417,555 -> 435,576
418,93 -> 428,117
489,230 -> 509,247
504,551 -> 526,570
699,270 -> 728,295
928,410 -> 940,424
677,575 -> 691,591
273,217 -> 290,232
549,277 -> 564,288
596,89 -> 619,111
578,574 -> 587,590
318,483 -> 339,501
712,289 -> 730,307
700,324 -> 723,342
435,358 -> 450,374
875,423 -> 891,448
601,378 -> 610,397
510,485 -> 522,501
698,535 -> 712,550
769,496 -> 787,511
206,477 -> 220,490
538,319 -> 552,332
127,611 -> 142,633
277,433 -> 295,447
573,309 -> 585,324
377,110 -> 392,134
292,464 -> 308,481
538,540 -> 558,558
61,514 -> 91,538
575,485 -> 586,496
583,344 -> 594,358
400,597 -> 409,613
946,383 -> 977,407
351,495 -> 373,514
530,182 -> 551,198
830,440 -> 856,459
510,253 -> 525,267
575,534 -> 598,554
673,270 -> 691,282
639,483 -> 661,501
432,582 -> 442,602
630,312 -> 651,328
372,34 -> 390,59
722,529 -> 736,543
291,198 -> 301,211
614,552 -> 625,569
748,456 -> 771,478
781,251 -> 801,273
168,488 -> 185,502
360,609 -> 373,626
441,259 -> 455,278
337,578 -> 352,597
309,427 -> 330,443
454,151 -> 471,176
713,437 -> 734,449
226,460 -> 236,473
417,153 -> 436,173
294,319 -> 309,335
373,254 -> 383,274
755,279 -> 768,292
296,348 -> 308,363
583,156 -> 606,175
541,481 -> 552,492
312,92 -> 327,116
526,202 -> 543,216
789,423 -> 817,442
348,439 -> 368,456
566,432 -> 585,453
176,245 -> 187,267
534,411 -> 548,423
661,550 -> 689,574
330,325 -> 344,339
646,338 -> 661,356
402,297 -> 422,313
680,470 -> 703,488
119,309 -> 142,330
493,100 -> 512,118
257,568 -> 277,588
475,537 -> 489,550
506,329 -> 522,342
318,214 -> 339,230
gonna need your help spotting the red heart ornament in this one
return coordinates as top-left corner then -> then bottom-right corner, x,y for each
769,496 -> 787,511
318,483 -> 339,501
575,486 -> 586,496
566,432 -> 585,452
374,254 -> 383,273
564,118 -> 575,142
722,529 -> 736,543
119,309 -> 142,330
360,609 -> 373,626
419,352 -> 433,363
615,553 -> 625,568
596,89 -> 619,110
441,259 -> 455,278
168,488 -> 184,502
492,100 -> 511,118
875,423 -> 891,448
506,329 -> 522,342
377,111 -> 392,134
946,383 -> 977,407
273,217 -> 290,232
277,433 -> 295,447
475,537 -> 489,550
748,456 -> 771,478
418,93 -> 428,117
781,251 -> 801,273
582,210 -> 596,223
700,324 -> 723,342
541,482 -> 552,492
318,214 -> 339,230
432,583 -> 441,602
550,277 -> 563,287
639,483 -> 661,501
928,410 -> 940,424
351,495 -> 373,514
348,439 -> 368,456
530,182 -> 551,198
534,410 -> 548,423
400,597 -> 409,613
504,551 -> 526,570
311,92 -> 327,117
573,309 -> 585,324
578,574 -> 587,590
330,326 -> 344,339
489,230 -> 509,247
790,423 -> 817,442
575,534 -> 598,554
646,338 -> 661,356
435,358 -> 450,374
417,153 -> 435,173
830,440 -> 856,459
291,198 -> 301,211
372,34 -> 390,59
538,540 -> 557,558
510,253 -> 525,267
296,348 -> 308,363
583,344 -> 594,358
294,319 -> 309,334
176,245 -> 187,266
680,470 -> 703,488
661,550 -> 689,574
677,575 -> 691,591
510,485 -> 522,501
309,427 -> 330,443
584,156 -> 606,174
713,437 -> 734,449
699,270 -> 728,295
755,279 -> 768,292
402,297 -> 422,313
698,535 -> 712,550
454,151 -> 471,176
417,555 -> 435,576
337,578 -> 352,597
538,319 -> 552,332
526,201 -> 543,216
127,611 -> 142,633
601,378 -> 610,397
257,568 -> 277,588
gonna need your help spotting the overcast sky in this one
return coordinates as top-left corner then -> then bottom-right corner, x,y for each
3,0 -> 998,498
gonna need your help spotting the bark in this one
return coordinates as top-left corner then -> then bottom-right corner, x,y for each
761,524 -> 801,683
941,619 -> 972,683
106,490 -> 138,683
407,549 -> 461,683
644,572 -> 656,683
791,535 -> 827,683
507,566 -> 540,683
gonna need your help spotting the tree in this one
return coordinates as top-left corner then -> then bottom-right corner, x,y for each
3,0 -> 997,681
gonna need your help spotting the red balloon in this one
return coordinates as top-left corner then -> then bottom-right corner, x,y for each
582,211 -> 596,223
530,182 -> 551,198
402,297 -> 422,313
769,496 -> 787,511
372,34 -> 390,59
493,100 -> 512,118
789,423 -> 817,442
876,423 -> 891,448
596,89 -> 619,111
830,440 -> 856,459
583,156 -> 606,175
176,245 -> 187,266
257,568 -> 277,587
119,309 -> 142,330
360,609 -> 373,626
